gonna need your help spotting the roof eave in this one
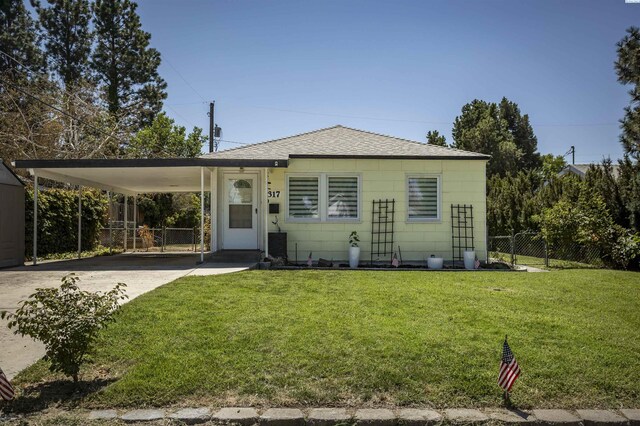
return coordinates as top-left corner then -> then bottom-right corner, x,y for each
14,158 -> 289,169
288,154 -> 491,160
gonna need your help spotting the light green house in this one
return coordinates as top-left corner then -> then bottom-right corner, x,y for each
16,125 -> 489,266
203,125 -> 489,264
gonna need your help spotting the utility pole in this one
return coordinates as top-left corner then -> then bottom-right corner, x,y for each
571,145 -> 575,164
209,101 -> 214,153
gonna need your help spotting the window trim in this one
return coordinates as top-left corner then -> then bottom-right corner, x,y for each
285,173 -> 361,223
406,174 -> 441,222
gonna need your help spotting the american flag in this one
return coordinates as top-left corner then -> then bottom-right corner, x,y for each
392,253 -> 399,267
0,367 -> 14,401
498,337 -> 521,392
307,252 -> 313,267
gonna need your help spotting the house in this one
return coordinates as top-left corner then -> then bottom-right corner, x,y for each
558,163 -> 620,179
0,160 -> 25,268
15,125 -> 489,265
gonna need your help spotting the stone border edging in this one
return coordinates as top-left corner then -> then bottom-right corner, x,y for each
83,407 -> 640,425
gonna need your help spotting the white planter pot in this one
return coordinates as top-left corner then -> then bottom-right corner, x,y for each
349,246 -> 360,269
464,250 -> 476,270
427,257 -> 443,270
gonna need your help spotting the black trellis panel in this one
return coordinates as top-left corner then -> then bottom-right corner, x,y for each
371,199 -> 395,264
451,204 -> 474,267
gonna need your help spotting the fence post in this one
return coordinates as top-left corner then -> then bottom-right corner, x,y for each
544,240 -> 549,268
161,226 -> 165,253
510,231 -> 515,266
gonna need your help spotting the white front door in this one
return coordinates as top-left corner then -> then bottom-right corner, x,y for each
223,174 -> 258,249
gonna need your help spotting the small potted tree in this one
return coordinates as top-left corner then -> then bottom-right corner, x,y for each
349,231 -> 360,268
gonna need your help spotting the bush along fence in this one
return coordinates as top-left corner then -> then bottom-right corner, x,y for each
25,186 -> 107,258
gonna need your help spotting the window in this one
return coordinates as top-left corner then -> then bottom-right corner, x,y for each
287,174 -> 360,221
288,176 -> 319,219
407,176 -> 440,221
327,176 -> 358,219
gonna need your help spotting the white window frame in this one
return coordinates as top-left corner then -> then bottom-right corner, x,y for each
406,174 -> 441,222
286,173 -> 361,223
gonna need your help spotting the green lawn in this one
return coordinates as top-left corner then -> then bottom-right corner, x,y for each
12,270 -> 640,410
491,252 -> 601,270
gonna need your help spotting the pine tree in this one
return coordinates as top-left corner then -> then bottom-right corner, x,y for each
0,0 -> 45,77
34,0 -> 92,87
426,130 -> 447,146
615,27 -> 640,232
499,97 -> 541,170
92,0 -> 167,131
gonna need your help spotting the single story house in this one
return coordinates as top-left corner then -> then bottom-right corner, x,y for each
558,163 -> 620,179
15,125 -> 489,265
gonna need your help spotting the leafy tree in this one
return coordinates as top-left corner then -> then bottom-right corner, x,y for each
617,156 -> 640,231
1,274 -> 127,382
452,100 -> 521,176
0,0 -> 45,76
34,0 -> 92,87
92,0 -> 167,130
128,112 -> 205,158
426,130 -> 447,146
487,171 -> 541,235
584,159 -> 629,229
540,153 -> 567,181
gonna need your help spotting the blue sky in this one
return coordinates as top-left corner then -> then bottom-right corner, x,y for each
137,0 -> 639,162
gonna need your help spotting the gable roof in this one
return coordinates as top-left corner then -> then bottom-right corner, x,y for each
201,125 -> 489,160
558,163 -> 620,179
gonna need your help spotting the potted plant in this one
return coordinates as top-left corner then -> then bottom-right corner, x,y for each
348,231 -> 360,269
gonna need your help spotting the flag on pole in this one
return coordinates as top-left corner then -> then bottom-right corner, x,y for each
307,252 -> 313,267
392,253 -> 399,267
0,367 -> 14,401
498,336 -> 521,392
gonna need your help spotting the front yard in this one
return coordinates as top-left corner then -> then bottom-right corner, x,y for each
10,269 -> 640,410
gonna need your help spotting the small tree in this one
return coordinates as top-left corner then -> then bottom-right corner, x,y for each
1,274 -> 127,382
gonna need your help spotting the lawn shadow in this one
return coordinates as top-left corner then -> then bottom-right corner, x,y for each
1,378 -> 116,414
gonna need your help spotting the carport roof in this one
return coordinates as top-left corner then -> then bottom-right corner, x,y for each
14,157 -> 286,195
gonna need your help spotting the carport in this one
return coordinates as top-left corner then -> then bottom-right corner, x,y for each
14,158 -> 288,265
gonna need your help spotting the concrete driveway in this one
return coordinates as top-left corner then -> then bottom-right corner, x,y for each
0,252 -> 253,379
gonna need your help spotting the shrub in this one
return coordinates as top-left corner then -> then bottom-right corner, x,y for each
24,186 -> 107,257
1,274 -> 127,382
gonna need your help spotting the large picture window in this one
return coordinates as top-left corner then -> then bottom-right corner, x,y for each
407,176 -> 440,221
287,174 -> 360,221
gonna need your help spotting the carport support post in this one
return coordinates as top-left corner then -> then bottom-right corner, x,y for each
124,195 -> 128,252
200,167 -> 205,263
33,171 -> 38,265
108,191 -> 112,253
77,185 -> 82,259
133,194 -> 137,251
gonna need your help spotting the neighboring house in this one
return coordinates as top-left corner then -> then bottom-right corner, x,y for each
0,160 -> 25,268
558,163 -> 620,179
15,125 -> 490,264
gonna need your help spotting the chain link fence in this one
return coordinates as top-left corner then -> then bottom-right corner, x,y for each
100,227 -> 199,252
489,232 -> 603,269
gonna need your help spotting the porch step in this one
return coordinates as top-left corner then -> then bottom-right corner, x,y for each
210,250 -> 262,263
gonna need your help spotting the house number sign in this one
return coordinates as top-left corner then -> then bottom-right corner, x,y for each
268,190 -> 281,198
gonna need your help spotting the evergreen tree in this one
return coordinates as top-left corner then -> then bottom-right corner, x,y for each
452,99 -> 521,177
0,0 -> 45,76
498,97 -> 541,170
34,0 -> 92,87
426,130 -> 447,146
615,27 -> 640,232
92,0 -> 167,131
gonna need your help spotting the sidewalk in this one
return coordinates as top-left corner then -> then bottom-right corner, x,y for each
2,406 -> 638,425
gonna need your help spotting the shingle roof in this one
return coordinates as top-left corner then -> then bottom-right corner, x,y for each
201,125 -> 489,160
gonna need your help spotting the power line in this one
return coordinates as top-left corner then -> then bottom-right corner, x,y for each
164,58 -> 207,103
